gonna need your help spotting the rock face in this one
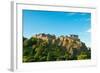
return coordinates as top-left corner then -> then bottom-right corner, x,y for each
32,33 -> 89,57
23,33 -> 91,62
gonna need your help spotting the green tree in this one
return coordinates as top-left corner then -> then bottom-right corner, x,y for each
77,52 -> 88,60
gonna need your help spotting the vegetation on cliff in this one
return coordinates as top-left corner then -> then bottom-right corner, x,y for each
23,33 -> 91,62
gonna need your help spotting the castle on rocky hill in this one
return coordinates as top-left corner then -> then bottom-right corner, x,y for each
33,33 -> 79,40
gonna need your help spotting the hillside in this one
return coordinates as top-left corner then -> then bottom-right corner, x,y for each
23,33 -> 91,62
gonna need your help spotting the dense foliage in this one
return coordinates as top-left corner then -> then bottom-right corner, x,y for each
23,34 -> 91,62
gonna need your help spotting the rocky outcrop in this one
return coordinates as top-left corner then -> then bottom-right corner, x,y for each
23,33 -> 91,62
32,33 -> 89,57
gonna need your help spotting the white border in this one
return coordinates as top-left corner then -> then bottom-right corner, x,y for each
11,1 -> 97,72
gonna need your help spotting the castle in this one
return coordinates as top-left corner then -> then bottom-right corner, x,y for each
33,33 -> 79,41
33,33 -> 56,40
69,34 -> 79,39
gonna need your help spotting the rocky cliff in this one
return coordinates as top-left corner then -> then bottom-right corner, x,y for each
23,33 -> 91,62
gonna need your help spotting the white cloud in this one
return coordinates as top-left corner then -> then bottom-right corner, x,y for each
67,13 -> 77,16
86,29 -> 91,33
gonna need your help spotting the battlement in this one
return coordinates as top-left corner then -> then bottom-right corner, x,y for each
69,34 -> 79,39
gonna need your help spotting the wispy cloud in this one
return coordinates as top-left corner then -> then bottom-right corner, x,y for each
67,13 -> 77,16
86,29 -> 91,33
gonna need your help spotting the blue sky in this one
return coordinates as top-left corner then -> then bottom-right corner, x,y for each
23,10 -> 91,47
